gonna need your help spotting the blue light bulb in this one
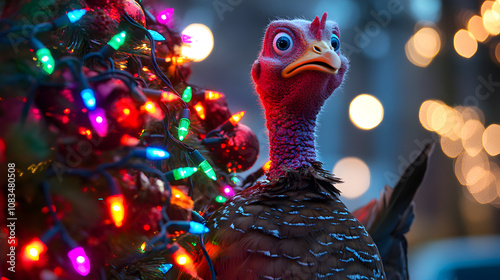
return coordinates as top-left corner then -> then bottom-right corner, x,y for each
67,9 -> 87,23
188,221 -> 209,234
80,88 -> 96,111
145,147 -> 170,160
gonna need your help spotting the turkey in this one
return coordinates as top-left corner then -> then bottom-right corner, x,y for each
180,12 -> 431,280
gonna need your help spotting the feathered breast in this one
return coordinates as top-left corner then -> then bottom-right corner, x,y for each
194,163 -> 386,280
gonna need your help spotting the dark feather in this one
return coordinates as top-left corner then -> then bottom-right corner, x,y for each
356,143 -> 434,280
181,162 -> 385,280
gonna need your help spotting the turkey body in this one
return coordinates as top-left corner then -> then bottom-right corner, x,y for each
197,164 -> 385,280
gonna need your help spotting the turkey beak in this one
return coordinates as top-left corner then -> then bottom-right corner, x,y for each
282,40 -> 341,78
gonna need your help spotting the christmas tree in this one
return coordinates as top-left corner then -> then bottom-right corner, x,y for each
0,1 -> 262,278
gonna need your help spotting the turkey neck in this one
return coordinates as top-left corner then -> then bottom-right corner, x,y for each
266,109 -> 317,179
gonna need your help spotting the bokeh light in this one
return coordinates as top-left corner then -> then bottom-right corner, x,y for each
413,27 -> 441,58
468,15 -> 489,42
349,94 -> 384,130
440,136 -> 463,158
481,0 -> 495,17
483,124 -> 500,156
493,42 -> 500,64
406,36 -> 432,67
333,157 -> 370,199
461,119 -> 485,157
181,23 -> 214,62
453,29 -> 478,58
482,9 -> 500,35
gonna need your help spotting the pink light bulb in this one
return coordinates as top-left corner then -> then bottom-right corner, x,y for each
67,247 -> 90,276
223,186 -> 234,196
88,107 -> 108,137
157,8 -> 174,25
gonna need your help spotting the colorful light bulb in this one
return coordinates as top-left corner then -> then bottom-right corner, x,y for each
178,118 -> 190,141
157,8 -> 174,25
188,221 -> 209,234
148,29 -> 165,41
23,238 -> 47,261
223,185 -> 235,196
145,147 -> 170,160
67,247 -> 90,276
67,9 -> 87,23
107,31 -> 127,50
204,90 -> 223,101
182,86 -> 193,103
36,48 -> 55,75
88,108 -> 108,137
263,160 -> 272,172
80,88 -> 96,111
161,91 -> 180,102
106,194 -> 125,228
194,102 -> 206,120
158,263 -> 173,274
199,160 -> 216,181
229,111 -> 245,126
230,176 -> 241,185
215,195 -> 227,203
166,167 -> 198,181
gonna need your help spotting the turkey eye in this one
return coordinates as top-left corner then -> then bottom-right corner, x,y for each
273,32 -> 293,55
331,34 -> 340,51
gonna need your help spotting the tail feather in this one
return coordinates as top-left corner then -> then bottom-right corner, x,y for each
353,143 -> 434,280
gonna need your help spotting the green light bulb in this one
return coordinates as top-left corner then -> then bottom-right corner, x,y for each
36,48 -> 55,74
199,160 -> 216,181
215,196 -> 227,203
178,118 -> 190,141
182,86 -> 193,103
108,31 -> 127,50
231,176 -> 241,185
172,167 -> 198,180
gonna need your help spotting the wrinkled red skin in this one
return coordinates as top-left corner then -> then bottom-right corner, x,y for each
252,13 -> 349,179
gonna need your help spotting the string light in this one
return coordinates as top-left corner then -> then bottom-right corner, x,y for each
215,195 -> 227,203
108,31 -> 127,50
191,150 -> 217,180
106,194 -> 125,228
165,167 -> 198,181
263,160 -> 272,172
88,107 -> 108,137
161,91 -> 180,102
80,88 -> 96,111
158,263 -> 173,274
157,8 -> 174,25
148,29 -> 165,41
204,90 -> 223,101
67,247 -> 90,276
219,111 -> 245,132
188,221 -> 209,234
34,46 -> 55,75
223,185 -> 235,196
229,111 -> 245,126
144,147 -> 170,160
178,109 -> 191,141
53,9 -> 87,28
182,86 -> 193,103
194,102 -> 206,120
22,238 -> 47,261
100,31 -> 127,58
66,9 -> 87,23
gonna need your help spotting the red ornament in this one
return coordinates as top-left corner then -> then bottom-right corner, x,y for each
206,124 -> 259,173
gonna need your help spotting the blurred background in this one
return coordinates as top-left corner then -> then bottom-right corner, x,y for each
162,0 -> 500,279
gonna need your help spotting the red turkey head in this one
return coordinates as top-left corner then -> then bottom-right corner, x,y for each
252,12 -> 349,117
